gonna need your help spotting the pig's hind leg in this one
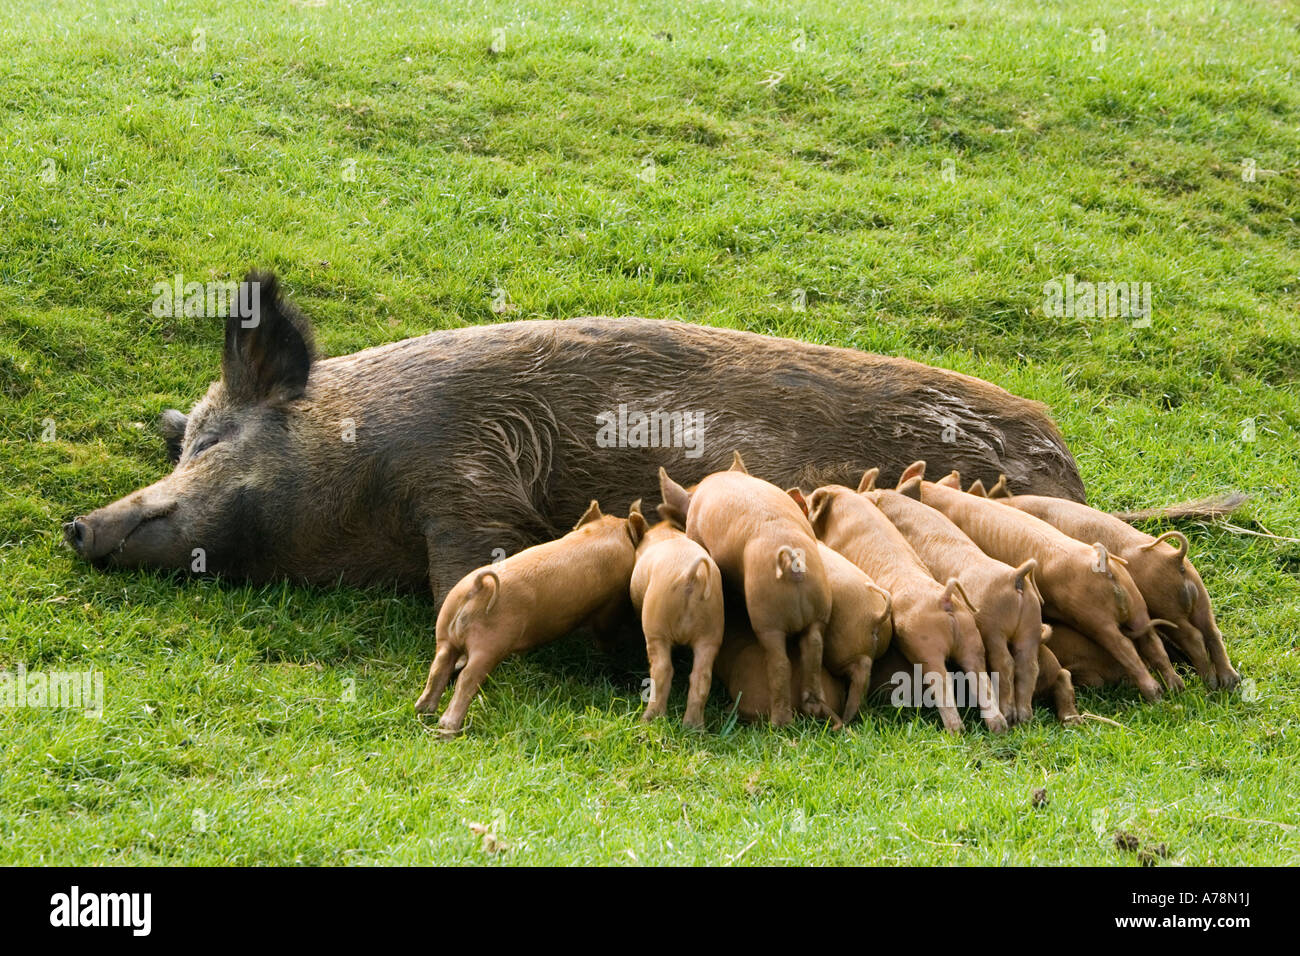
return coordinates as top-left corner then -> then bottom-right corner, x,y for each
641,633 -> 674,722
1085,624 -> 1162,701
795,621 -> 843,728
434,632 -> 515,737
982,633 -> 1017,726
1035,646 -> 1080,724
682,630 -> 722,730
415,642 -> 460,716
840,656 -> 873,724
1133,627 -> 1186,693
952,640 -> 1007,734
753,628 -> 794,727
1163,621 -> 1218,690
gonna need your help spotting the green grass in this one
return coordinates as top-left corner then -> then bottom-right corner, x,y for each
2,0 -> 1298,865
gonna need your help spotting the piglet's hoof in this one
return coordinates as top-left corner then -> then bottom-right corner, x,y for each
984,713 -> 1009,734
435,720 -> 465,740
1139,681 -> 1163,703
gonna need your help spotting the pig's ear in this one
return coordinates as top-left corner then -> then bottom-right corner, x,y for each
967,479 -> 987,497
627,509 -> 648,546
222,271 -> 316,405
898,461 -> 926,486
857,468 -> 879,493
786,487 -> 808,517
806,488 -> 832,532
729,450 -> 749,473
898,476 -> 922,501
159,409 -> 188,464
573,500 -> 602,530
657,467 -> 691,527
987,475 -> 1010,499
937,470 -> 961,489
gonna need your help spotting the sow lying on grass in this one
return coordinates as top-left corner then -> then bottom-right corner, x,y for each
63,270 -> 1087,608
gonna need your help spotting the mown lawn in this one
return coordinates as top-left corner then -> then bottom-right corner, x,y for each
1,0 -> 1297,864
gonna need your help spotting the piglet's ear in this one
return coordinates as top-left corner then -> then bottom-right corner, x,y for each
573,500 -> 602,530
627,509 -> 648,546
729,450 -> 749,473
897,476 -> 922,501
857,468 -> 879,493
222,271 -> 316,405
806,489 -> 832,532
657,467 -> 691,527
786,487 -> 809,517
897,461 -> 926,486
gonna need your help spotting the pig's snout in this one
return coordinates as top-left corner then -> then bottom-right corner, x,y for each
64,493 -> 179,564
64,508 -> 139,562
63,518 -> 94,557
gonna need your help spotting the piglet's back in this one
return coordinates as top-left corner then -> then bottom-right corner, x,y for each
686,471 -> 817,573
999,494 -> 1152,554
810,487 -> 933,596
442,518 -> 636,651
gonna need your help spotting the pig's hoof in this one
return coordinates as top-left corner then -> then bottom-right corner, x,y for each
414,695 -> 438,715
1167,674 -> 1186,693
1219,669 -> 1241,692
435,720 -> 464,739
985,713 -> 1009,734
682,718 -> 706,732
770,710 -> 793,728
1061,714 -> 1084,727
1140,682 -> 1163,703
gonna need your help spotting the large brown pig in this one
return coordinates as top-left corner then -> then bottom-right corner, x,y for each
63,271 -> 1085,605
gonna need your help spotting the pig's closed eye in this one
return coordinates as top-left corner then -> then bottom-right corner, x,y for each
191,435 -> 220,458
